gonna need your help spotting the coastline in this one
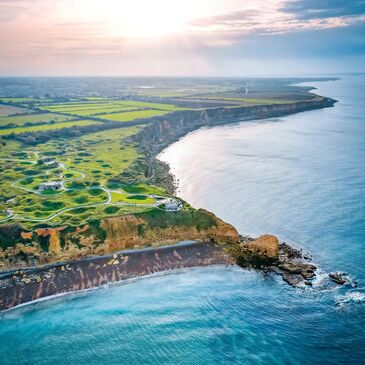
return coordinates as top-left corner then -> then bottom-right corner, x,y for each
125,94 -> 337,193
0,241 -> 234,311
0,92 -> 337,311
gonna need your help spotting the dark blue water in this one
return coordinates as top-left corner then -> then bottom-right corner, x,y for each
1,76 -> 364,364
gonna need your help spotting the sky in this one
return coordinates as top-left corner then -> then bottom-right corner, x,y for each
0,0 -> 364,76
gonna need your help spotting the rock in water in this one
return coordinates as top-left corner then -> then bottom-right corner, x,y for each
329,273 -> 348,285
282,273 -> 304,287
248,235 -> 279,259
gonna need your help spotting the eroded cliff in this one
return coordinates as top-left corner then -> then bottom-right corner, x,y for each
0,208 -> 239,271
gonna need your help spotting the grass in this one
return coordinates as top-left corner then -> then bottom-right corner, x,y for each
33,127 -> 143,185
0,119 -> 101,135
0,93 -> 248,230
110,192 -> 156,205
110,100 -> 185,111
100,109 -> 169,122
0,113 -> 73,127
12,188 -> 109,220
0,122 -> 169,228
204,96 -> 295,105
53,106 -> 141,117
0,104 -> 29,116
41,100 -> 184,113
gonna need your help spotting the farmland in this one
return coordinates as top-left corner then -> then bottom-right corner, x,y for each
0,113 -> 73,127
100,109 -> 169,122
0,119 -> 101,135
0,93 -> 193,229
0,104 -> 29,116
0,77 -> 324,230
0,98 -> 185,138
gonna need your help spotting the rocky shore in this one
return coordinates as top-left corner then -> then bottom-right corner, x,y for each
225,235 -> 318,287
0,234 -> 354,312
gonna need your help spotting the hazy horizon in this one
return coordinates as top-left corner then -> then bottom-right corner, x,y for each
1,0 -> 364,77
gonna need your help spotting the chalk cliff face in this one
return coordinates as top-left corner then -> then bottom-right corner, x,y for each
0,209 -> 239,271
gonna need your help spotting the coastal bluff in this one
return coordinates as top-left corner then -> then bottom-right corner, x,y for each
0,241 -> 236,311
0,208 -> 239,271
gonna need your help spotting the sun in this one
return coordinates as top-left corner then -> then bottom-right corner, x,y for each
92,0 -> 196,39
65,0 -> 230,40
122,1 -> 189,38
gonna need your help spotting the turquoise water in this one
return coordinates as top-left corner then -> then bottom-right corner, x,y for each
1,76 -> 365,364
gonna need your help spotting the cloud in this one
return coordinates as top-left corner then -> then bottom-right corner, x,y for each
0,0 -> 364,76
188,1 -> 365,38
284,0 -> 365,20
0,0 -> 36,21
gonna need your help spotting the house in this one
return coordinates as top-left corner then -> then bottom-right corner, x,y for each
164,198 -> 183,212
44,160 -> 58,168
41,157 -> 58,168
39,181 -> 64,192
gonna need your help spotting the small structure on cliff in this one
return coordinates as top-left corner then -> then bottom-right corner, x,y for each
40,157 -> 58,168
39,181 -> 64,192
164,198 -> 183,212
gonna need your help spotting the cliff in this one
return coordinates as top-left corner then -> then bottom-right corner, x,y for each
119,96 -> 336,190
130,96 -> 336,156
0,208 -> 239,271
0,241 -> 235,311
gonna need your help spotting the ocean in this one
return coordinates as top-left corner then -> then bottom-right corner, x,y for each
1,75 -> 364,364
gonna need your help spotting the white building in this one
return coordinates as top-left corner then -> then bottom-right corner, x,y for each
41,158 -> 58,168
164,198 -> 183,212
39,181 -> 64,192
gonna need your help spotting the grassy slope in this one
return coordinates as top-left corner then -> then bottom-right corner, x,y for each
0,120 -> 101,135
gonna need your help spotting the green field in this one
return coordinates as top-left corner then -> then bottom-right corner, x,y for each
0,124 -> 166,227
203,96 -> 296,105
0,83 -> 304,229
111,100 -> 185,111
0,119 -> 101,136
0,113 -> 73,127
41,102 -> 125,111
45,106 -> 141,117
37,99 -> 184,120
100,109 -> 169,122
110,192 -> 156,205
0,95 -> 215,227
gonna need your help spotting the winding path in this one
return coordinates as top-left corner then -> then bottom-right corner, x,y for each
1,150 -> 182,224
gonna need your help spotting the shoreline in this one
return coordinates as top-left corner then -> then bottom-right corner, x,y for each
0,241 -> 235,311
1,264 -> 240,315
0,92 -> 338,311
126,94 -> 337,193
